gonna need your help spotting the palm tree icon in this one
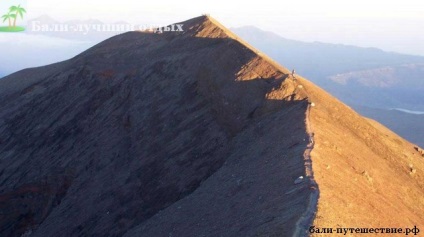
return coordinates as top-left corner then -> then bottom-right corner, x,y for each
9,4 -> 26,27
1,12 -> 13,28
0,4 -> 26,32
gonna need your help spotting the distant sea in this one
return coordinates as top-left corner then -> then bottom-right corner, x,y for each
391,108 -> 424,115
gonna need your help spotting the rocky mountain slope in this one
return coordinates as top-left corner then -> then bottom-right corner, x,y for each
233,25 -> 424,152
0,16 -> 423,237
354,105 -> 424,147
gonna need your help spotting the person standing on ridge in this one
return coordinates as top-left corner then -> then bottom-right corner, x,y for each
291,69 -> 297,82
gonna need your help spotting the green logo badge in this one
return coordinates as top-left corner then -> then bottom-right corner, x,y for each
1,0 -> 27,32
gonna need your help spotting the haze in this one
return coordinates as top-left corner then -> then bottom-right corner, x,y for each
26,0 -> 424,55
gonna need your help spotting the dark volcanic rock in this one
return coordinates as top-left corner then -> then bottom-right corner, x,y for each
0,16 -> 311,236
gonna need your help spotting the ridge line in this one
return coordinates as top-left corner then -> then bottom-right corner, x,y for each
291,81 -> 319,237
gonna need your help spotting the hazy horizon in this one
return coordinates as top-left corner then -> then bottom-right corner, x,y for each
1,0 -> 424,76
22,0 -> 424,56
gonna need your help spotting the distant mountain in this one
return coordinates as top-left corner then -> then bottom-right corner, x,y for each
233,26 -> 424,145
355,105 -> 424,147
28,14 -> 60,25
328,64 -> 424,110
232,26 -> 424,109
232,26 -> 424,82
1,16 -> 423,237
329,64 -> 424,89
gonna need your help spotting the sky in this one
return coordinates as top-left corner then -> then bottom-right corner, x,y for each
1,1 -> 423,53
21,0 -> 424,55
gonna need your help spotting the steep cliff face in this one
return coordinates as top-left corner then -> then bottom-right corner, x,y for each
0,15 -> 423,237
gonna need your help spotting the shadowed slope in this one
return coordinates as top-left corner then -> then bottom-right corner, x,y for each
0,16 -> 312,237
1,15 -> 423,237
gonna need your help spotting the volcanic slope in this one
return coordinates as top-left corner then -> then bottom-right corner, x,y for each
0,15 -> 423,237
0,15 -> 310,237
303,71 -> 424,234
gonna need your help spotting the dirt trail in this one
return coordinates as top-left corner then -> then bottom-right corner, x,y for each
292,77 -> 319,237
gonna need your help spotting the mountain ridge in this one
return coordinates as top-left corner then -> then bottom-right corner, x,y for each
232,25 -> 424,147
0,15 -> 312,236
0,15 -> 423,237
